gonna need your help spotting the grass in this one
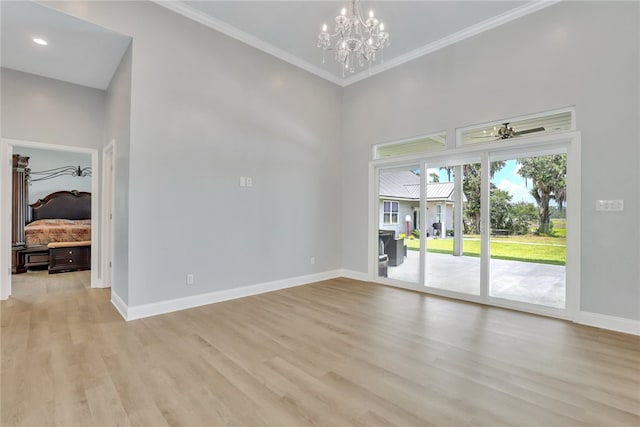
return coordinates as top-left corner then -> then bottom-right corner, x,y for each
551,218 -> 566,238
404,235 -> 566,266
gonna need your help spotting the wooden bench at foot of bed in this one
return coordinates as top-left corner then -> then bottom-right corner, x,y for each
48,241 -> 91,274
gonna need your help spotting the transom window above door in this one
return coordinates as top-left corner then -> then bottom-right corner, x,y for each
373,132 -> 446,159
458,109 -> 574,146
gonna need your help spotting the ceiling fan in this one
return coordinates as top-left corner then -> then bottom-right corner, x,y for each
473,123 -> 546,140
494,123 -> 546,139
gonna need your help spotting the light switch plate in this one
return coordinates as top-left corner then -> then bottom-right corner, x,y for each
595,200 -> 623,211
239,176 -> 246,187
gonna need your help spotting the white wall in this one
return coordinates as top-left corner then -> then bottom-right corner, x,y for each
46,1 -> 344,307
1,68 -> 105,148
12,147 -> 91,204
105,43 -> 132,304
342,2 -> 640,321
1,68 -> 106,291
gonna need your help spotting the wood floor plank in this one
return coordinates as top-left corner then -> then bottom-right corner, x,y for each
2,271 -> 639,426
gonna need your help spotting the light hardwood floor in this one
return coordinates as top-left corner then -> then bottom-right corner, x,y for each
2,272 -> 639,426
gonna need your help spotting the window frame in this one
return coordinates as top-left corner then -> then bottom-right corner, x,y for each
372,131 -> 447,160
382,200 -> 399,225
456,107 -> 575,148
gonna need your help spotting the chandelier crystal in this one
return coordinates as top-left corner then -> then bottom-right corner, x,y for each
317,0 -> 390,77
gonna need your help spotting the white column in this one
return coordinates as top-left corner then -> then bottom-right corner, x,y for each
440,202 -> 446,239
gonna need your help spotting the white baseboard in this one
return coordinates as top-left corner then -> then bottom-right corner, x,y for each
118,270 -> 342,321
109,270 -> 639,337
110,290 -> 128,320
576,311 -> 640,336
338,269 -> 371,282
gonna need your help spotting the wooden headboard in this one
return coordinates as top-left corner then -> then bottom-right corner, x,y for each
30,190 -> 91,221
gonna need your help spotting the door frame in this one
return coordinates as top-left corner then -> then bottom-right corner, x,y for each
369,130 -> 581,321
0,138 -> 100,299
101,140 -> 115,288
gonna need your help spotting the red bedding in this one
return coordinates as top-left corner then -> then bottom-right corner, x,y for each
25,219 -> 91,245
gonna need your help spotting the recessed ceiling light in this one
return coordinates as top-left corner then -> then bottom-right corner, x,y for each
33,38 -> 48,46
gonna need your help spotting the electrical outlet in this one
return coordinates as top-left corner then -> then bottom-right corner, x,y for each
310,257 -> 315,265
246,176 -> 253,187
186,274 -> 194,285
595,200 -> 624,211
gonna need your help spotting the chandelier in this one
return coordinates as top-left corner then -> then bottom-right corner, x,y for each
317,0 -> 390,77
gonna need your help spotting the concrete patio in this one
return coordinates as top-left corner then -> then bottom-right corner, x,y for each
385,249 -> 565,308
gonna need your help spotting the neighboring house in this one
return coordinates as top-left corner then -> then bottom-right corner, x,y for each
378,170 -> 466,237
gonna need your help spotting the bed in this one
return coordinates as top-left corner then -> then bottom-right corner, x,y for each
11,153 -> 94,274
20,191 -> 92,273
25,191 -> 92,245
25,218 -> 91,245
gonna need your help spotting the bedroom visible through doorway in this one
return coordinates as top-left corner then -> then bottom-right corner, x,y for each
0,139 -> 100,299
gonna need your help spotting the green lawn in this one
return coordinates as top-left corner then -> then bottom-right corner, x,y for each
551,218 -> 566,238
404,236 -> 566,266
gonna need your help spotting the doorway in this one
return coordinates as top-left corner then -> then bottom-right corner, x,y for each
423,160 -> 482,296
0,138 -> 100,299
488,151 -> 568,309
372,133 -> 580,319
377,165 -> 422,285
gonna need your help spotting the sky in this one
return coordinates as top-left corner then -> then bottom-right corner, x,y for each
492,160 -> 537,204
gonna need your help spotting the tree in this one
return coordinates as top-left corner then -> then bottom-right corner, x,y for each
439,162 -> 506,234
462,164 -> 482,233
510,202 -> 538,235
490,189 -> 513,231
461,161 -> 506,234
517,154 -> 566,234
440,166 -> 453,182
428,172 -> 440,183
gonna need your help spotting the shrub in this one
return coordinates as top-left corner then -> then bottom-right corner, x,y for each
411,229 -> 420,238
511,202 -> 537,235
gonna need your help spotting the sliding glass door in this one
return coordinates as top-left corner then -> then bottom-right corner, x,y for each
374,139 -> 573,317
377,165 -> 421,285
424,161 -> 481,295
488,152 -> 567,309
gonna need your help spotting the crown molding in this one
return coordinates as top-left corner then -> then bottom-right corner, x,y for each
153,0 -> 561,88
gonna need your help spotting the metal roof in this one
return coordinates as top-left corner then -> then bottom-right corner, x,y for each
378,170 -> 465,202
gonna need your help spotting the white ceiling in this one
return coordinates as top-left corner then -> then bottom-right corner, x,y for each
1,1 -> 556,90
0,1 -> 131,90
